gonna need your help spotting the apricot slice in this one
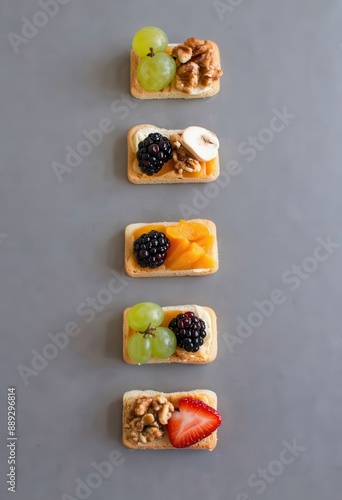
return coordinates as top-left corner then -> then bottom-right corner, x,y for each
194,234 -> 215,254
166,237 -> 190,263
205,158 -> 216,176
166,219 -> 210,242
192,253 -> 216,269
133,224 -> 166,240
168,242 -> 205,270
164,224 -> 184,241
162,309 -> 182,326
181,220 -> 210,241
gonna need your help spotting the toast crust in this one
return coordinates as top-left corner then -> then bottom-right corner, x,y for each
130,41 -> 221,100
122,389 -> 218,450
124,219 -> 219,278
123,305 -> 217,364
127,124 -> 220,184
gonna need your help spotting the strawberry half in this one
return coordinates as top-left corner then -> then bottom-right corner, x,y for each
167,397 -> 222,448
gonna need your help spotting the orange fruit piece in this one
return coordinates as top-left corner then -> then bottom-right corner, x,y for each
168,242 -> 205,270
166,237 -> 190,264
180,219 -> 210,241
192,253 -> 216,269
133,224 -> 166,240
195,234 -> 215,253
162,309 -> 182,325
164,224 -> 185,241
205,158 -> 216,176
166,220 -> 210,242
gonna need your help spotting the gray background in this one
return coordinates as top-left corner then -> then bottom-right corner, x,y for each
1,0 -> 342,499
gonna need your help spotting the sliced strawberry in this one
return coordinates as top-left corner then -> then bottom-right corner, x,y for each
167,397 -> 222,448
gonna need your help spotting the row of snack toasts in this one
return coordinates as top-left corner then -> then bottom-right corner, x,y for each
121,27 -> 224,451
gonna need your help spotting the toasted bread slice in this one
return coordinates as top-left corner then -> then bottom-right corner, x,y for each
127,124 -> 220,184
123,305 -> 217,364
130,41 -> 221,100
124,219 -> 219,278
122,389 -> 218,450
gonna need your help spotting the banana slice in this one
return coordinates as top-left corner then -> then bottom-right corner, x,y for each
181,126 -> 219,162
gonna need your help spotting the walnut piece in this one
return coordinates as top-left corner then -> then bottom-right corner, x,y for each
175,45 -> 192,64
135,397 -> 152,416
127,430 -> 139,444
139,433 -> 147,444
141,413 -> 155,426
126,394 -> 174,445
145,426 -> 163,441
158,403 -> 174,425
170,133 -> 201,174
129,417 -> 144,432
175,62 -> 199,94
172,38 -> 223,94
151,394 -> 167,412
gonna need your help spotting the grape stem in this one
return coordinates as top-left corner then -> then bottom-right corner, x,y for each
147,47 -> 156,58
138,323 -> 156,338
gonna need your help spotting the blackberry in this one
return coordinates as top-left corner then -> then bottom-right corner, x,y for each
168,311 -> 206,353
136,133 -> 173,176
133,230 -> 171,268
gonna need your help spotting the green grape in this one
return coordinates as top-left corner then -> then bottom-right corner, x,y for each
132,26 -> 168,58
151,327 -> 177,359
127,302 -> 164,331
137,53 -> 176,91
127,333 -> 152,364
